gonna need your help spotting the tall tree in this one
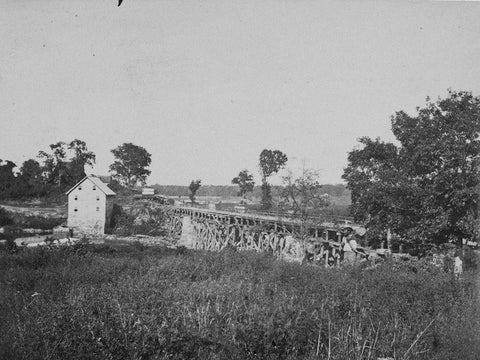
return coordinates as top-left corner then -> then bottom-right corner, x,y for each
0,160 -> 17,199
38,139 -> 95,190
258,149 -> 288,209
188,179 -> 202,203
343,90 -> 480,246
18,159 -> 46,197
231,170 -> 255,198
281,168 -> 329,246
38,141 -> 68,188
109,143 -> 152,187
68,139 -> 96,184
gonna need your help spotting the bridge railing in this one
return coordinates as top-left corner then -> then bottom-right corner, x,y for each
169,204 -> 359,228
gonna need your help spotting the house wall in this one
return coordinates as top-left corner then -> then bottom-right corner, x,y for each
67,180 -> 107,235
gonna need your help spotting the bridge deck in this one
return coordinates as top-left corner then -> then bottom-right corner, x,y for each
172,205 -> 363,231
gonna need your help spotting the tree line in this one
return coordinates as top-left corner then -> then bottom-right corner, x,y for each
0,141 -> 152,200
151,184 -> 348,200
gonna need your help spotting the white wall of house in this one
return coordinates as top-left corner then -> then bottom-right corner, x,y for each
67,180 -> 108,235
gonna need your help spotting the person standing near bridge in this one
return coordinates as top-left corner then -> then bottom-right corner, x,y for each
341,227 -> 359,264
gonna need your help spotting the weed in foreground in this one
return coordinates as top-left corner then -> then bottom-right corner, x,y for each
0,245 -> 478,360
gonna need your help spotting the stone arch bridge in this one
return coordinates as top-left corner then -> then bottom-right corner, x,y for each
164,206 -> 361,263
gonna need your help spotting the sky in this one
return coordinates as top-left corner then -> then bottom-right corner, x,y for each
1,0 -> 480,186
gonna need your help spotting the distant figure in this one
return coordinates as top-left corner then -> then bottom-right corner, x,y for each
328,255 -> 335,267
453,248 -> 463,278
342,227 -> 358,264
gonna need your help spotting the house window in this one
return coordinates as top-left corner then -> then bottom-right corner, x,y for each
96,207 -> 100,212
96,196 -> 100,201
74,196 -> 78,200
78,186 -> 82,190
74,208 -> 78,212
93,185 -> 96,191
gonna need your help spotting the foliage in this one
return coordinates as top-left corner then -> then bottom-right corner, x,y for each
14,214 -> 65,230
260,183 -> 273,209
343,90 -> 480,246
106,179 -> 127,193
0,207 -> 64,231
231,169 -> 255,198
0,159 -> 45,199
18,159 -> 48,197
462,246 -> 478,271
67,139 -> 96,184
109,143 -> 152,187
113,202 -> 166,236
188,179 -> 202,203
281,169 -> 330,244
259,149 -> 288,180
150,184 -> 286,199
0,245 -> 478,360
38,139 -> 96,190
0,139 -> 94,199
259,149 -> 288,210
281,169 -> 330,218
0,160 -> 17,198
0,206 -> 14,226
0,234 -> 17,253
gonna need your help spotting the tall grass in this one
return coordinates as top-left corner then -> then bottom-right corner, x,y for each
0,244 -> 478,360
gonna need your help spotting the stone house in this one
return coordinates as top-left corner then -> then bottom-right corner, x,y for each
66,175 -> 116,235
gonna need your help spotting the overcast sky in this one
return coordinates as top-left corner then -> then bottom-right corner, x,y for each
1,0 -> 480,186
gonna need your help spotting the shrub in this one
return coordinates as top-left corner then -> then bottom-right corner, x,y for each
463,246 -> 479,271
0,206 -> 14,226
112,213 -> 136,236
0,234 -> 17,253
113,202 -> 166,236
15,215 -> 65,229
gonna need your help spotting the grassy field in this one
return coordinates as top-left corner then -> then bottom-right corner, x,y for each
0,242 -> 478,360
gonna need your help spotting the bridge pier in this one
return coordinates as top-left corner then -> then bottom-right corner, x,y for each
178,216 -> 195,248
165,206 -> 361,265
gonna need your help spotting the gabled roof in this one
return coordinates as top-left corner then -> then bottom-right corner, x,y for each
66,176 -> 116,196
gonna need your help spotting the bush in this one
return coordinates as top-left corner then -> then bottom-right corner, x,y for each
463,246 -> 479,271
0,234 -> 17,253
17,215 -> 65,229
113,202 -> 166,236
0,208 -> 64,230
0,206 -> 14,226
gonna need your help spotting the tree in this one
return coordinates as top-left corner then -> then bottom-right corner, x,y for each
281,168 -> 330,246
231,170 -> 255,198
0,160 -> 17,199
343,90 -> 480,246
68,139 -> 96,184
18,159 -> 46,197
189,179 -> 202,203
109,143 -> 151,187
38,139 -> 95,190
258,149 -> 288,210
38,141 -> 68,188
